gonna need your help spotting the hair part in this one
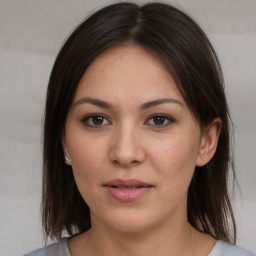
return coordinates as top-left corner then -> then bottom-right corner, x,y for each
42,2 -> 236,243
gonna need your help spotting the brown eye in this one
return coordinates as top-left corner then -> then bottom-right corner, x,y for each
152,116 -> 166,125
145,114 -> 175,127
92,116 -> 104,125
82,114 -> 111,127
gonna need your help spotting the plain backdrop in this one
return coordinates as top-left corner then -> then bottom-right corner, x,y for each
0,1 -> 255,255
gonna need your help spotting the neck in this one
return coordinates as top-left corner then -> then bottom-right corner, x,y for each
86,218 -> 193,256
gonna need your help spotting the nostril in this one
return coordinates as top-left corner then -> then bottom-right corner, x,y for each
112,159 -> 140,167
113,159 -> 120,165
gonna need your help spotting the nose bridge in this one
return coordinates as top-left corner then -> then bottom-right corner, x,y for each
110,120 -> 144,166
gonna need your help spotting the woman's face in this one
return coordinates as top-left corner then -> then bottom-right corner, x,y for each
63,46 -> 209,233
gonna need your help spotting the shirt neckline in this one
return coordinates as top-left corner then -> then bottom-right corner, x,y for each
60,237 -> 223,256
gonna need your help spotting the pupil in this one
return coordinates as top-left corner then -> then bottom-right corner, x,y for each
153,116 -> 164,125
92,116 -> 103,125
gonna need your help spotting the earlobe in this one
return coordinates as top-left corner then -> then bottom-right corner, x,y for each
64,155 -> 72,163
196,118 -> 222,167
62,137 -> 72,165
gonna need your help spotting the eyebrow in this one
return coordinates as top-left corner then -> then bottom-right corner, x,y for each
73,97 -> 113,109
72,97 -> 183,110
140,98 -> 183,110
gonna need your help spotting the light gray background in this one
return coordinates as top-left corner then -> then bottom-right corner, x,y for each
0,1 -> 255,255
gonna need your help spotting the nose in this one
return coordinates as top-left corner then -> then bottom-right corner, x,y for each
110,123 -> 146,167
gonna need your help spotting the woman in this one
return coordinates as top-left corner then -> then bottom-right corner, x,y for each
25,2 -> 255,256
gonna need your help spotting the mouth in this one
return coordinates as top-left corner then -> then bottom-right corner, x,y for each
109,186 -> 147,190
103,179 -> 154,202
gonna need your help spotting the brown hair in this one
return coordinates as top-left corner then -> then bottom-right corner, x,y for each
42,2 -> 236,243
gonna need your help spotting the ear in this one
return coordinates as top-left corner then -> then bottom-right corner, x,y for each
196,118 -> 222,167
62,136 -> 72,165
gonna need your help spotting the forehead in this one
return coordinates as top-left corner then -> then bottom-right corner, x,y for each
74,45 -> 184,104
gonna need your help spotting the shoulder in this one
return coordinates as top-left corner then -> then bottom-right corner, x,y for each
209,240 -> 256,256
23,238 -> 70,256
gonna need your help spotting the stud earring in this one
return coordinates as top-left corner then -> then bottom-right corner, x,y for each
64,155 -> 71,163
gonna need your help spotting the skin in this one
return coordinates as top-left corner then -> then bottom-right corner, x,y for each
63,45 -> 221,256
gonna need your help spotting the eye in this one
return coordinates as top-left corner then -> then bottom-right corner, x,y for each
82,114 -> 111,127
145,114 -> 175,127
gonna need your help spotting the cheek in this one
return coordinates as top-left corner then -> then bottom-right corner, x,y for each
150,136 -> 199,192
69,139 -> 107,208
153,136 -> 198,170
67,135 -> 108,184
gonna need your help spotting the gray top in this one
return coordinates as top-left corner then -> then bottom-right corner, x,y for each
24,238 -> 256,256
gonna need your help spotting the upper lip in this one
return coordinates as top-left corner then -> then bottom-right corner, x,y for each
103,179 -> 153,188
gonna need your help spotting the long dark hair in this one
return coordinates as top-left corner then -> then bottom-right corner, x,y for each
42,2 -> 236,243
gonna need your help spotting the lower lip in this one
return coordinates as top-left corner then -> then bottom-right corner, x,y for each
105,186 -> 153,202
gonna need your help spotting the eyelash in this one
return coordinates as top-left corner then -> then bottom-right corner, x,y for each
82,114 -> 111,127
145,114 -> 175,127
81,114 -> 175,128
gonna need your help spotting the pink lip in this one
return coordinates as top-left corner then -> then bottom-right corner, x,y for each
103,179 -> 153,202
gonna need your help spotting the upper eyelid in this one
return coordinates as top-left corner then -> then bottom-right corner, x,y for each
144,114 -> 175,126
81,113 -> 112,125
81,113 -> 175,124
82,113 -> 110,120
146,114 -> 175,121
